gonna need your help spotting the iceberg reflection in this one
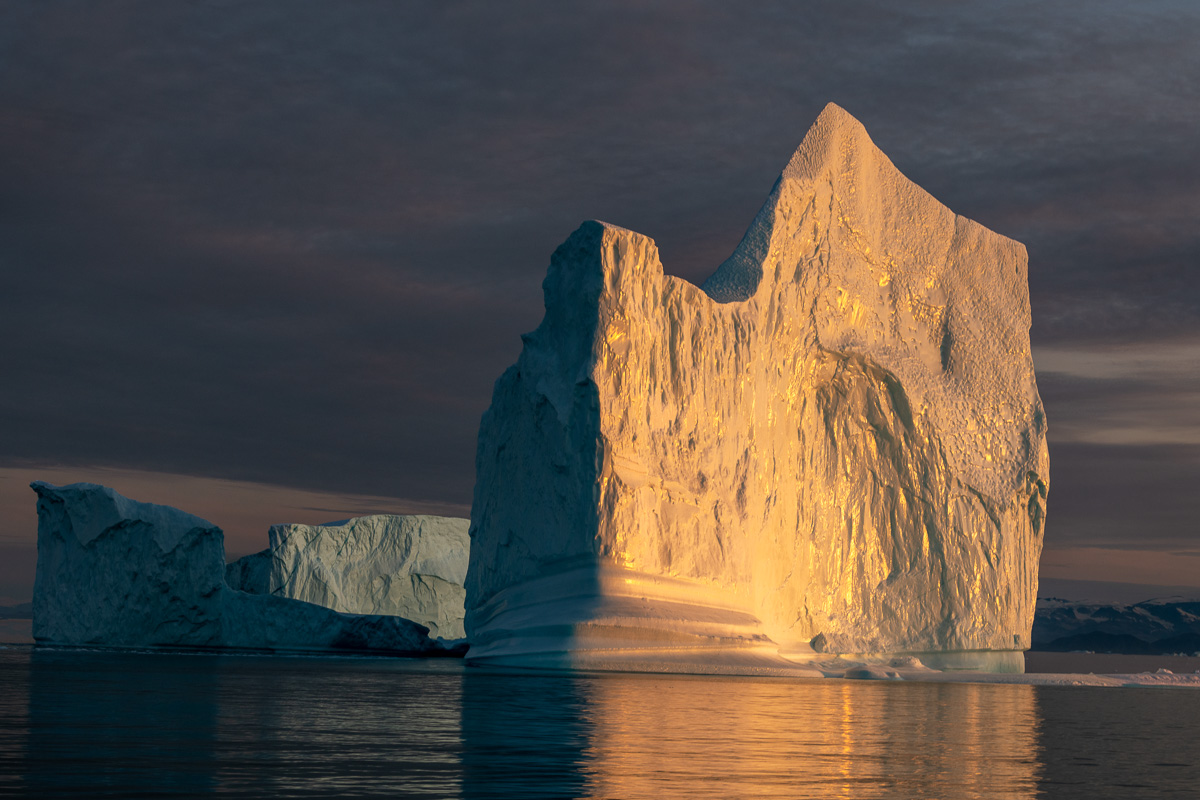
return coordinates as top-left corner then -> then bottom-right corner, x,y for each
11,651 -> 1199,798
462,669 -> 1040,799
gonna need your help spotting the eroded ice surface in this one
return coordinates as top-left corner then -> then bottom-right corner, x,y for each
466,103 -> 1048,672
31,482 -> 448,654
227,515 -> 470,640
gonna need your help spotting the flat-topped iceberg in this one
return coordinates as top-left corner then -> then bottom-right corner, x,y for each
227,515 -> 470,640
31,481 -> 454,655
466,103 -> 1049,673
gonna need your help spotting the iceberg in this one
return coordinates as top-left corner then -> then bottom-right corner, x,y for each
465,103 -> 1049,673
227,515 -> 470,640
31,481 -> 454,655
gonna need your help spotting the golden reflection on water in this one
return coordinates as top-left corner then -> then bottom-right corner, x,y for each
574,675 -> 1039,800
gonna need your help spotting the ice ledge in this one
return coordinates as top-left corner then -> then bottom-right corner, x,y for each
466,565 -> 1026,675
31,480 -> 217,551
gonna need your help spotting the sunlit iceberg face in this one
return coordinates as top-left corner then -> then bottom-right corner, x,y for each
465,103 -> 1048,673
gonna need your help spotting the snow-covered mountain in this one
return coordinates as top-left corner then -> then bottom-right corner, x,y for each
1032,597 -> 1200,654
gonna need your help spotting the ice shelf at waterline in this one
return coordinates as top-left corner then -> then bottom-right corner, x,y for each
31,481 -> 457,655
466,103 -> 1049,674
227,515 -> 470,640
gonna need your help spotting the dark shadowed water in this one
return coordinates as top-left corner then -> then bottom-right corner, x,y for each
0,647 -> 1197,799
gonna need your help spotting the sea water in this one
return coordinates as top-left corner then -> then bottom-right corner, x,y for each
0,647 -> 1197,799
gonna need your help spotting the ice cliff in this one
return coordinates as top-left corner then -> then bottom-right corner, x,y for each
31,481 -> 453,654
466,103 -> 1049,672
227,515 -> 470,640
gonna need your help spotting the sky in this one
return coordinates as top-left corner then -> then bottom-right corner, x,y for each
1,1 -> 1198,604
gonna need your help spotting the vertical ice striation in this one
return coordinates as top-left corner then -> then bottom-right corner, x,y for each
466,104 -> 1048,672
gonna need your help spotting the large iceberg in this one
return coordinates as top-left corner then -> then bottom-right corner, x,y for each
227,515 -> 470,640
465,104 -> 1048,673
31,481 -> 453,654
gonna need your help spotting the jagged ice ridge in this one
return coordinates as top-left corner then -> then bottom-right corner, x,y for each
465,103 -> 1049,674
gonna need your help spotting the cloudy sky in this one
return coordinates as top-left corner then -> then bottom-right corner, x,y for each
2,1 -> 1198,604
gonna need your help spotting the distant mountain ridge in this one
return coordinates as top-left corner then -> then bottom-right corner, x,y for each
0,602 -> 32,620
1032,597 -> 1200,654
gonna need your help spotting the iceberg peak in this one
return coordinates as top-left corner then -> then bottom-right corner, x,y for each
465,104 -> 1048,674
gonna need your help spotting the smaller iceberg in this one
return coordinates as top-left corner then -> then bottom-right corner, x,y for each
227,515 -> 470,640
31,481 -> 457,655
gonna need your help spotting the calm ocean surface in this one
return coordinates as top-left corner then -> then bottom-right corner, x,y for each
0,647 -> 1197,799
